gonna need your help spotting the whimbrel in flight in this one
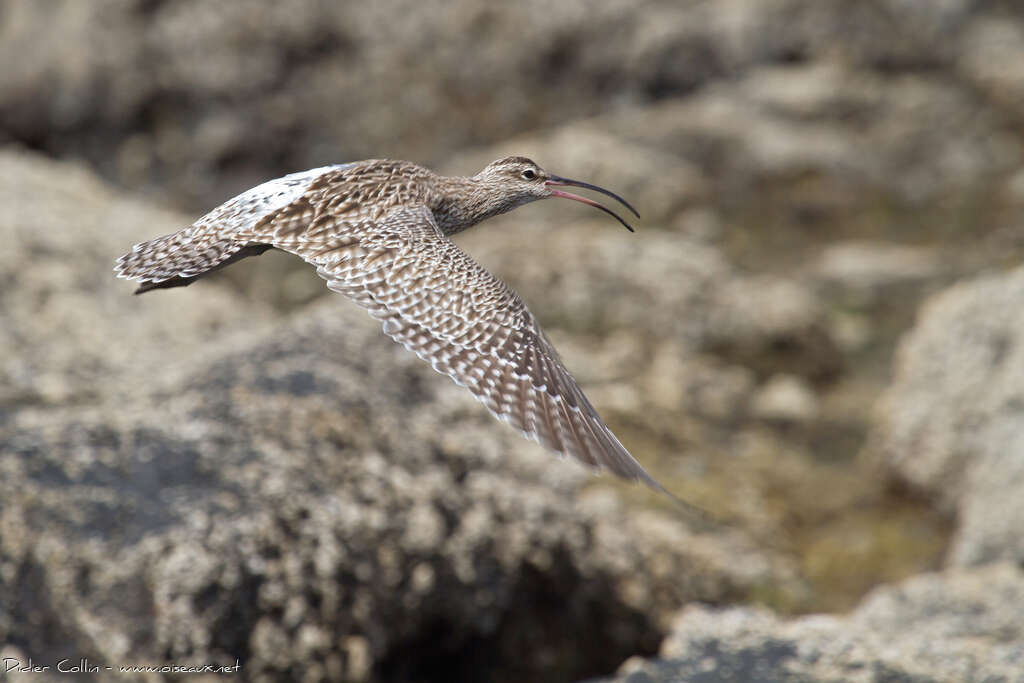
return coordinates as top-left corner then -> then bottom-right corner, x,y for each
116,157 -> 671,495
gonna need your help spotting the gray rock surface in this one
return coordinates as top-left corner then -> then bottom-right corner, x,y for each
869,266 -> 1024,567
2,304 -> 783,682
0,149 -> 278,411
811,241 -> 943,295
3,0 -> 1022,215
0,0 -> 798,209
750,374 -> 818,425
596,63 -> 1019,210
595,563 -> 1024,683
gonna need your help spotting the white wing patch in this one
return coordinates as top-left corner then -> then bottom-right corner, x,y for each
192,164 -> 355,235
114,164 -> 356,287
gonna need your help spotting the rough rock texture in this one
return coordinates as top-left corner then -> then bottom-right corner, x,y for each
3,0 -> 1023,216
0,150 -> 280,412
811,242 -> 943,296
869,266 -> 1024,567
451,61 -> 1019,219
2,305 -> 785,683
0,0 -> 802,209
0,150 -> 801,682
595,563 -> 1024,683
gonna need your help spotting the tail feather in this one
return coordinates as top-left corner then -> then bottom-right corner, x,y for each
114,228 -> 272,294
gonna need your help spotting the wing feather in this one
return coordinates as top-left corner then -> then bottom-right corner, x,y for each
260,203 -> 661,486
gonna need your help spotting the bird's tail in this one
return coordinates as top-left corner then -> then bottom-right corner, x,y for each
114,227 -> 272,294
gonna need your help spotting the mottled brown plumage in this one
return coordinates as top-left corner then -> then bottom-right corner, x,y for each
115,157 -> 673,495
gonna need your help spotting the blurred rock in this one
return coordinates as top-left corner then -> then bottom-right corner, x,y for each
0,0 -> 771,210
606,63 -> 1019,209
594,562 -> 1024,683
958,16 -> 1024,121
640,346 -> 755,422
1004,167 -> 1024,205
811,241 -> 943,295
701,275 -> 840,382
3,0 -> 1022,216
751,374 -> 818,425
0,147 -> 278,412
869,266 -> 1024,567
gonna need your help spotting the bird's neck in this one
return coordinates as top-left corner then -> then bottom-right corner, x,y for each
430,176 -> 516,236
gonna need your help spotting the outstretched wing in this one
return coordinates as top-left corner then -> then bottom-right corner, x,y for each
270,204 -> 662,487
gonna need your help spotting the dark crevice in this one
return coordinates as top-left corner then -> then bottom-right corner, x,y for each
374,546 -> 660,683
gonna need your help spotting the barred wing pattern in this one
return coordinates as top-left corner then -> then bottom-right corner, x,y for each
268,204 -> 660,486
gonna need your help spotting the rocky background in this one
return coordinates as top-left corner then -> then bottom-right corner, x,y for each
2,1 -> 1024,681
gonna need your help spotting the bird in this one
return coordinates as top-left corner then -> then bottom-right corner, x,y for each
115,156 -> 676,498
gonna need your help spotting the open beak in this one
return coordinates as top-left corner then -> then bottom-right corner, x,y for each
544,175 -> 640,232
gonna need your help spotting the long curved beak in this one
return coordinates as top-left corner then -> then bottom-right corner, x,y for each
545,175 -> 639,232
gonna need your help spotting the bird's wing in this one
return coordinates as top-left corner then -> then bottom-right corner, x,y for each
271,203 -> 662,487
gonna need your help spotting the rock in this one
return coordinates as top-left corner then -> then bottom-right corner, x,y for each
958,17 -> 1024,122
0,147 -> 278,412
594,562 -> 1024,683
700,275 -> 840,382
811,241 -> 943,295
868,265 -> 1024,567
4,0 -> 1022,216
0,299 -> 797,682
751,374 -> 819,424
603,63 -> 1019,209
0,0 -> 775,210
639,345 -> 756,422
1004,167 -> 1024,205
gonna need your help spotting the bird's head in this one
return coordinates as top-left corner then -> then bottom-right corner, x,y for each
473,156 -> 639,231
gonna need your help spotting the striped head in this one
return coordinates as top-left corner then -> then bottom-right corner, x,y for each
470,156 -> 640,232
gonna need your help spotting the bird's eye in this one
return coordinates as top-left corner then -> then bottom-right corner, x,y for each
521,169 -> 537,180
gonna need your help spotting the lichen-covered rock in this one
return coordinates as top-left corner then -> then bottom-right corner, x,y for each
1,298 -> 796,683
868,266 -> 1024,567
811,241 -> 943,295
0,148 -> 278,410
0,0 -> 792,210
595,563 -> 1024,683
3,0 -> 1022,215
